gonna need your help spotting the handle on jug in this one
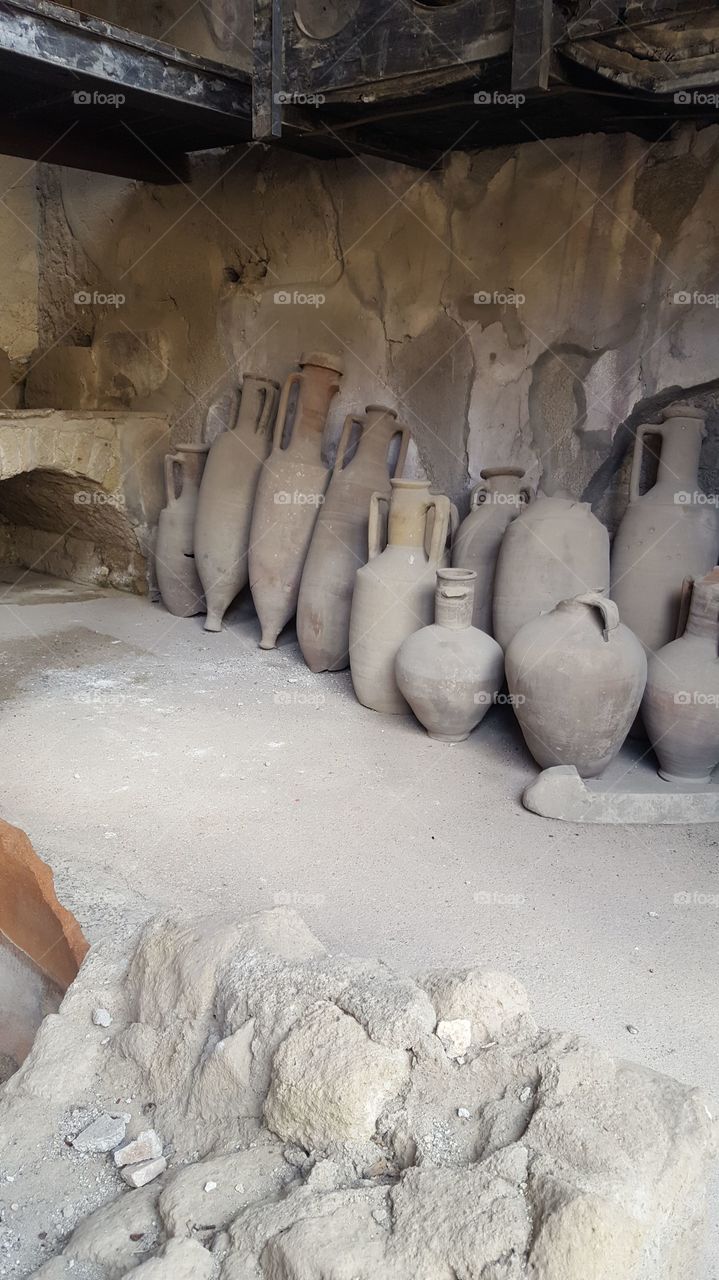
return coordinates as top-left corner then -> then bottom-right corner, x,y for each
368,492 -> 389,560
273,371 -> 303,450
256,379 -> 279,436
426,495 -> 451,566
164,454 -> 181,506
629,423 -> 663,502
335,413 -> 364,472
392,425 -> 412,478
575,591 -> 619,641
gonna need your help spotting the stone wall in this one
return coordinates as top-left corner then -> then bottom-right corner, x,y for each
0,157 -> 39,408
12,124 -> 719,526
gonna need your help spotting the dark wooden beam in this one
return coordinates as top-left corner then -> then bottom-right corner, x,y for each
511,0 -> 554,92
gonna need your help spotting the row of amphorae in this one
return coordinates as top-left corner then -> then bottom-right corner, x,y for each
155,352 -> 719,786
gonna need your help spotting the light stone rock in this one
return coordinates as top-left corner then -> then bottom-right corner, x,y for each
121,1157 -> 167,1188
425,970 -> 531,1045
121,1237 -> 215,1278
264,1002 -> 410,1147
157,1144 -> 293,1237
113,1130 -> 163,1168
71,1113 -> 127,1153
66,1184 -> 162,1277
436,1019 -> 472,1059
92,1008 -> 113,1028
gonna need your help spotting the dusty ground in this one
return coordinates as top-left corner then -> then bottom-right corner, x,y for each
1,569 -> 718,1271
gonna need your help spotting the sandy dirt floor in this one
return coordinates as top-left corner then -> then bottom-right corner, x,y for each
1,570 -> 718,1270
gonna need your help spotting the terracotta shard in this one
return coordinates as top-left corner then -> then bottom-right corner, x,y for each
0,817 -> 88,990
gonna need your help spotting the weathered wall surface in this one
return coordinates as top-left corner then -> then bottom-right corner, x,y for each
22,124 -> 719,520
0,157 -> 39,405
65,0 -> 251,67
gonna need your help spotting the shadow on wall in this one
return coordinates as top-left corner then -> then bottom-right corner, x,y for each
0,468 -> 148,592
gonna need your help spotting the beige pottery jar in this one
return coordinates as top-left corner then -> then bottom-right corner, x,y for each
493,491 -> 610,651
297,406 -> 410,673
395,568 -> 505,741
248,352 -> 343,649
505,592 -> 647,778
611,403 -> 719,654
452,467 -> 532,634
643,569 -> 719,783
194,373 -> 279,633
349,478 -> 451,714
155,443 -> 208,618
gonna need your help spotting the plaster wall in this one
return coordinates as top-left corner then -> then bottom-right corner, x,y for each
19,123 -> 719,522
0,156 -> 39,403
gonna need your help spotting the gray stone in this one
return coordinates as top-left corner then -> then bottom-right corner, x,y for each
436,1019 -> 472,1059
121,1157 -> 167,1188
92,1007 -> 112,1027
113,1129 -> 163,1168
523,764 -> 719,824
71,1114 -> 126,1154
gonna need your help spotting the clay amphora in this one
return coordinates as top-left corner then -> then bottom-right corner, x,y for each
611,404 -> 718,654
452,467 -> 531,634
248,351 -> 343,649
505,592 -> 647,778
194,373 -> 280,632
643,569 -> 719,783
395,568 -> 504,741
493,491 -> 610,651
297,406 -> 411,673
155,443 -> 208,617
349,478 -> 451,714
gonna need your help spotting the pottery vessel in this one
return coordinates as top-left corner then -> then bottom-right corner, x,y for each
505,592 -> 647,778
349,478 -> 451,714
643,569 -> 719,783
297,406 -> 410,673
611,403 -> 718,654
195,373 -> 280,633
155,443 -> 208,617
395,568 -> 504,741
249,352 -> 343,649
493,491 -> 610,651
452,467 -> 531,633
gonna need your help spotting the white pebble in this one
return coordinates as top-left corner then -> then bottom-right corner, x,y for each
92,1008 -> 112,1028
121,1156 -> 166,1188
204,1181 -> 217,1193
457,1107 -> 471,1119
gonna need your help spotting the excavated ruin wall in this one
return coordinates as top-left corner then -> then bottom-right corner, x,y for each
18,123 -> 719,528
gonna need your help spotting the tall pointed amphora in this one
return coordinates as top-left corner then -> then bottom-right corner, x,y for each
249,352 -> 343,649
349,478 -> 451,714
155,443 -> 208,618
194,373 -> 279,632
611,403 -> 719,654
452,467 -> 532,634
297,406 -> 411,673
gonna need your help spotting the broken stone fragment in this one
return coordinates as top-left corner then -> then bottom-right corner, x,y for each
113,1130 -> 163,1168
264,1001 -> 410,1147
436,1018 -> 471,1059
92,1007 -> 112,1027
71,1114 -> 127,1154
425,969 -> 531,1045
121,1157 -> 167,1188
